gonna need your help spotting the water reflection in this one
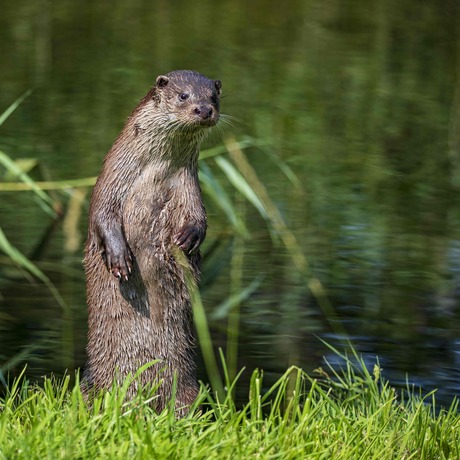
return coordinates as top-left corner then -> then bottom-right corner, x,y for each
1,0 -> 459,406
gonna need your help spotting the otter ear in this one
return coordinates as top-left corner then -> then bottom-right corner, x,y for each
214,80 -> 222,95
156,75 -> 169,88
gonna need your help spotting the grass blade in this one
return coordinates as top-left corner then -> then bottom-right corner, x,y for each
0,90 -> 32,127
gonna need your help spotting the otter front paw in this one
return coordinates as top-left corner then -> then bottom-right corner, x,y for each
102,239 -> 133,281
174,224 -> 205,254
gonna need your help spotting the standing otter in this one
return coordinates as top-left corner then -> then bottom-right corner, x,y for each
83,70 -> 221,414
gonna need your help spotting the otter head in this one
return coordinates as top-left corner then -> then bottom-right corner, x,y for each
153,70 -> 221,130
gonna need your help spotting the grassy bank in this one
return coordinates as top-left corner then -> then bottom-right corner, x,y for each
1,355 -> 458,460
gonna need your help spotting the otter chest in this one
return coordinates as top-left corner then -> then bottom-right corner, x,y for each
122,163 -> 200,255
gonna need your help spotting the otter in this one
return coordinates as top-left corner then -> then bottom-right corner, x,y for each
83,70 -> 221,414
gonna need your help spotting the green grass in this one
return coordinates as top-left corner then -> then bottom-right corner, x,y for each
1,355 -> 458,460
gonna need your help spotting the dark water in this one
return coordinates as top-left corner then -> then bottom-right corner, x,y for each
1,0 -> 460,406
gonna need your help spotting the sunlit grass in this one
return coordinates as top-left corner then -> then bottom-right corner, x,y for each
1,355 -> 458,459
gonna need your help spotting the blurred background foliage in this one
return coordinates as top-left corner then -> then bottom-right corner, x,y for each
1,0 -> 460,405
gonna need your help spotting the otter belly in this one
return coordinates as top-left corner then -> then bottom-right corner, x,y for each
85,181 -> 200,413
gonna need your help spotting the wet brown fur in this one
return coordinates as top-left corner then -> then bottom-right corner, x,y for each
83,70 -> 221,414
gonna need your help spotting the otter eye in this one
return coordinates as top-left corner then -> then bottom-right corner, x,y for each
179,93 -> 189,101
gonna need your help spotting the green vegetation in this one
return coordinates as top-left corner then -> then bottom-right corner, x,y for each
0,92 -> 325,381
2,7 -> 460,456
1,352 -> 458,459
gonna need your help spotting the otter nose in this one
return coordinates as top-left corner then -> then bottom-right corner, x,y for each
194,105 -> 213,119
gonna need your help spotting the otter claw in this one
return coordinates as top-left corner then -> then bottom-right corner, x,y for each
174,224 -> 205,254
104,248 -> 132,281
112,265 -> 130,282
